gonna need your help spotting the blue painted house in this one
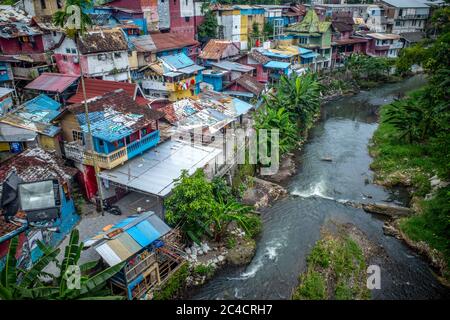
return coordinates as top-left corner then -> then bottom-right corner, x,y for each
87,211 -> 184,300
59,89 -> 164,200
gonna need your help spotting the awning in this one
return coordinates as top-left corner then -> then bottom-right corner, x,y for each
264,61 -> 290,69
301,52 -> 318,59
98,140 -> 222,197
178,64 -> 204,74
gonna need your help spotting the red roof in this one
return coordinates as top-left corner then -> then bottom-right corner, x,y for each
150,32 -> 199,52
25,73 -> 79,93
67,78 -> 145,104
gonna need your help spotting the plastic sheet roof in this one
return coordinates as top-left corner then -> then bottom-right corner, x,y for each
94,211 -> 171,266
98,140 -> 222,197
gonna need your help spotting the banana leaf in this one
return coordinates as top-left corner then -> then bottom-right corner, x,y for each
0,236 -> 18,288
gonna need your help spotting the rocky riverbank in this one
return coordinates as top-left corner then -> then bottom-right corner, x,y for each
369,102 -> 450,284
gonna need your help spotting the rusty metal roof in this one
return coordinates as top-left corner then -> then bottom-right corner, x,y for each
150,32 -> 199,53
131,35 -> 156,52
234,74 -> 265,96
0,148 -> 77,184
25,73 -> 79,93
199,40 -> 240,61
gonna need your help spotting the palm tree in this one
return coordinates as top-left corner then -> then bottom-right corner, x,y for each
53,0 -> 104,212
0,230 -> 124,300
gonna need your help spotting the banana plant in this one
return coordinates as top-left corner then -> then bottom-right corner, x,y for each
0,229 -> 125,300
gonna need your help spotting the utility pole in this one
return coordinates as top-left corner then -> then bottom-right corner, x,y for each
76,34 -> 105,215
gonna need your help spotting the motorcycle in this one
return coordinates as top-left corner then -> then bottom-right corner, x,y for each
102,200 -> 122,216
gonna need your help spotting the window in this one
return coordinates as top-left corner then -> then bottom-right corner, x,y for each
57,0 -> 63,9
66,48 -> 71,54
114,52 -> 122,58
62,55 -> 67,61
71,48 -> 76,54
52,31 -> 57,37
40,0 -> 46,9
185,17 -> 190,22
72,130 -> 84,143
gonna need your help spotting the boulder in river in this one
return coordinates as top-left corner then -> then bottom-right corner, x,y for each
227,239 -> 256,266
362,202 -> 413,217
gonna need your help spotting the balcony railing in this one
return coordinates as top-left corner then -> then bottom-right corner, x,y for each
397,14 -> 428,20
126,131 -> 160,160
64,142 -> 127,170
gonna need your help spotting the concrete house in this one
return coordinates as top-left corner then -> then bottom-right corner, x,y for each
53,29 -> 131,82
285,9 -> 333,70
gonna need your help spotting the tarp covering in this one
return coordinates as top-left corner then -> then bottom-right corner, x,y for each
94,211 -> 171,266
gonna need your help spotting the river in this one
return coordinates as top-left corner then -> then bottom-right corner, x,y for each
192,75 -> 450,300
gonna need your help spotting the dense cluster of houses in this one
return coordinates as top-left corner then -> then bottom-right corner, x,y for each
0,0 -> 445,300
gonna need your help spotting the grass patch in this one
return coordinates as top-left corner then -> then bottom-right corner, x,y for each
293,234 -> 370,300
153,263 -> 189,300
193,264 -> 215,278
398,187 -> 450,278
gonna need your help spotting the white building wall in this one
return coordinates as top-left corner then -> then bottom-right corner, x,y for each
86,51 -> 129,77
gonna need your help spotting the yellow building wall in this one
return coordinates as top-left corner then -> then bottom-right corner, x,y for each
128,50 -> 139,71
38,134 -> 61,155
240,15 -> 248,42
169,89 -> 192,101
0,142 -> 10,151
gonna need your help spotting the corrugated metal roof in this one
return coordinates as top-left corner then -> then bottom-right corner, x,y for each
178,64 -> 205,74
0,94 -> 62,137
93,211 -> 172,266
199,40 -> 240,61
0,123 -> 37,142
210,61 -> 255,73
382,0 -> 429,8
131,35 -> 157,52
25,73 -> 79,93
67,78 -> 137,104
264,61 -> 290,69
150,32 -> 199,53
159,53 -> 194,70
69,90 -> 163,142
0,87 -> 13,97
98,140 -> 222,197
